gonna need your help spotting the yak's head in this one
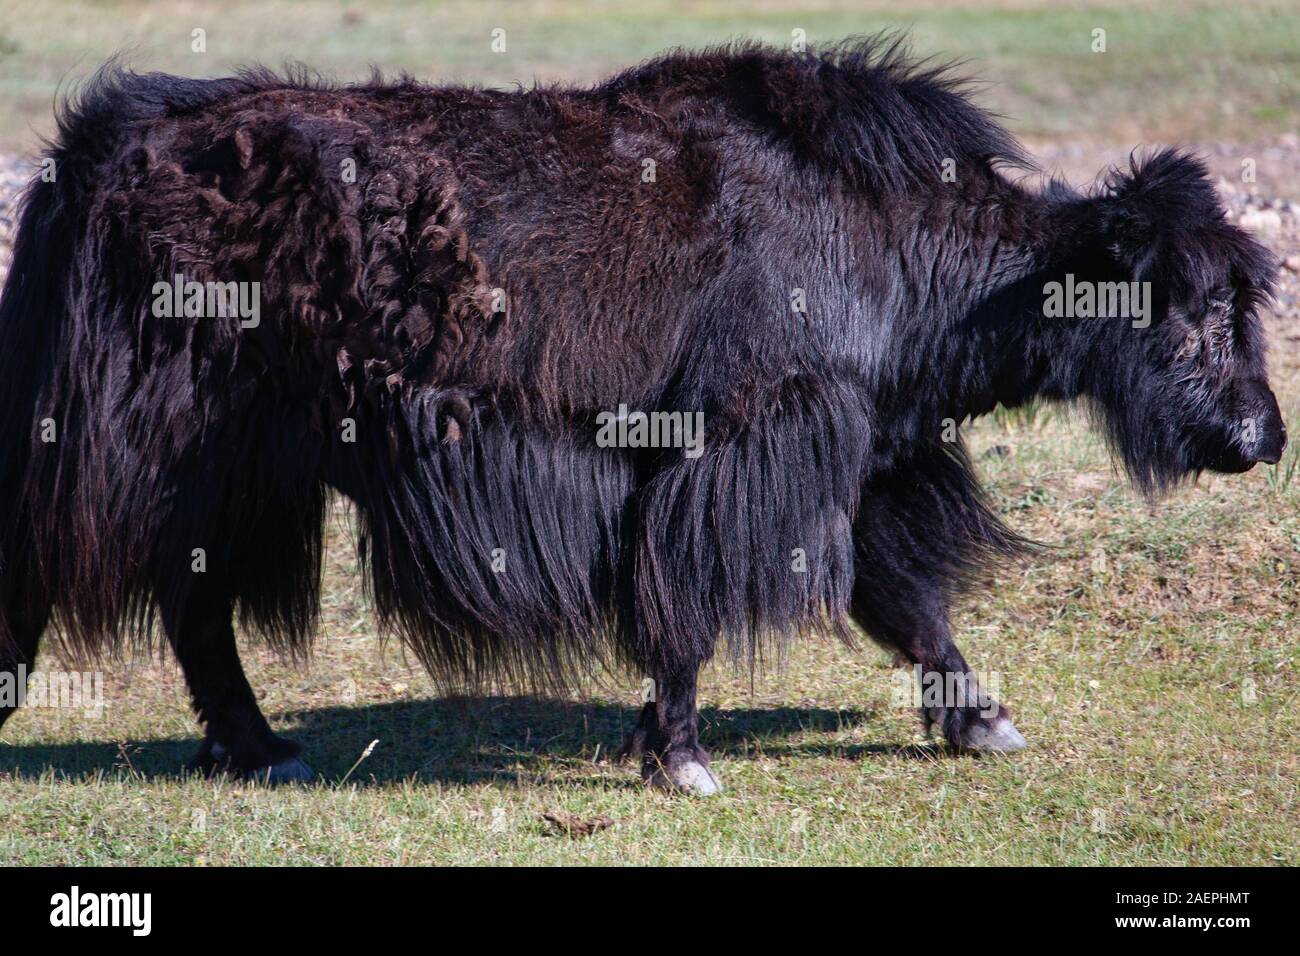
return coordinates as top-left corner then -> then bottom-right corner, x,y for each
1067,149 -> 1284,494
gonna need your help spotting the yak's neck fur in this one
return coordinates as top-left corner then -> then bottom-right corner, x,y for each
853,174 -> 1163,481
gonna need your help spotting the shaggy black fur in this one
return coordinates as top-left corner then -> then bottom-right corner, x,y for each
0,37 -> 1283,786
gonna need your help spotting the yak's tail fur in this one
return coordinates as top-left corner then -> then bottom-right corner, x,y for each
0,173 -> 66,660
0,68 -> 329,663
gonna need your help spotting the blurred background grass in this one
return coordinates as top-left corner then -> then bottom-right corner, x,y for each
0,0 -> 1296,153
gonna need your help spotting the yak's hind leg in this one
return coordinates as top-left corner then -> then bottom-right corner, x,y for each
151,456 -> 325,784
157,577 -> 312,782
852,445 -> 1027,752
618,664 -> 719,795
621,373 -> 869,793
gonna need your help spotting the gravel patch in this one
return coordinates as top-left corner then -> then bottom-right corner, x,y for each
0,155 -> 33,288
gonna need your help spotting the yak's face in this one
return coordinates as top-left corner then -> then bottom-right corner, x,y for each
1167,286 -> 1285,474
1085,150 -> 1285,492
1133,240 -> 1286,480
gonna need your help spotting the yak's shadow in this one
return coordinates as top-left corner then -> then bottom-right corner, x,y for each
0,696 -> 956,786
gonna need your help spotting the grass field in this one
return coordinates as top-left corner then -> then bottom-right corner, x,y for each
0,1 -> 1298,865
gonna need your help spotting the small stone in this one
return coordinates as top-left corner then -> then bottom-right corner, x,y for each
1284,255 -> 1300,274
1238,208 -> 1283,235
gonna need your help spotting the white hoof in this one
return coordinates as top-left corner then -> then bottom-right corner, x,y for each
646,759 -> 723,795
254,757 -> 316,785
961,716 -> 1028,753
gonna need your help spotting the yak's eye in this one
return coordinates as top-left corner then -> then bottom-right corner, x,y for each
1180,289 -> 1238,370
1206,290 -> 1235,314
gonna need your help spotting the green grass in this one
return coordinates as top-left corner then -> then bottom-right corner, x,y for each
0,0 -> 1296,153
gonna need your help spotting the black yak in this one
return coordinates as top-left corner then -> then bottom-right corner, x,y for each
0,38 -> 1284,793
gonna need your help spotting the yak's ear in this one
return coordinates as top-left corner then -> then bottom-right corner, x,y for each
1097,148 -> 1224,283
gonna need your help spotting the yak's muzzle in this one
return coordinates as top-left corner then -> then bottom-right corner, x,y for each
1207,379 -> 1287,472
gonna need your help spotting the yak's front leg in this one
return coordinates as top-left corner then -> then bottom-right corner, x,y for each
620,375 -> 873,793
851,582 -> 1026,752
852,445 -> 1029,752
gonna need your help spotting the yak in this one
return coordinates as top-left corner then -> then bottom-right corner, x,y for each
0,38 -> 1284,793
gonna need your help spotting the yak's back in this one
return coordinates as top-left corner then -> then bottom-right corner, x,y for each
39,40 -> 1030,414
600,36 -> 1031,193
